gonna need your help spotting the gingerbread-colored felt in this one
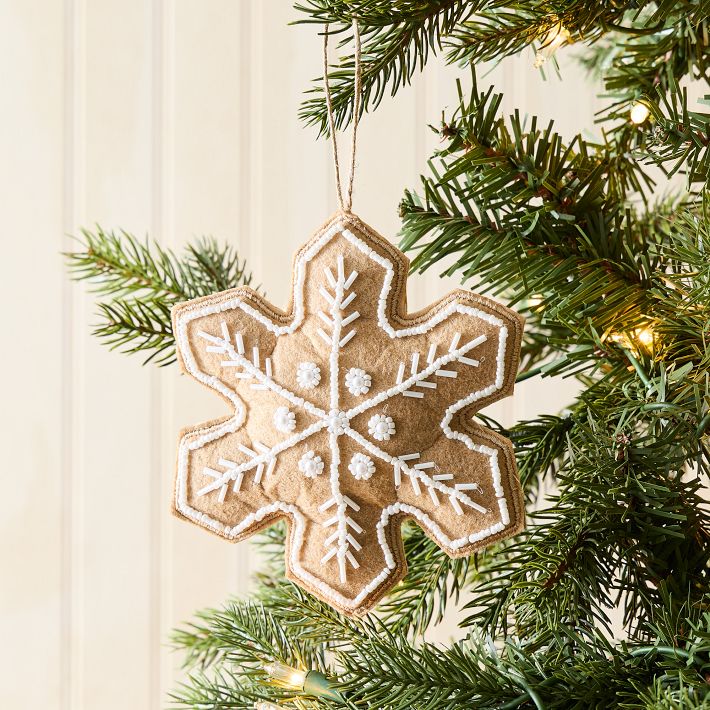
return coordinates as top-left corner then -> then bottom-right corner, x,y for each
172,212 -> 525,616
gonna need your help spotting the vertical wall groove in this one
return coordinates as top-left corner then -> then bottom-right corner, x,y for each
153,0 -> 175,703
249,2 -> 263,283
149,1 -> 164,705
237,0 -> 251,271
61,0 -> 86,707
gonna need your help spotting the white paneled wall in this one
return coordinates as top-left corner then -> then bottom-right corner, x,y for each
3,3 -> 588,707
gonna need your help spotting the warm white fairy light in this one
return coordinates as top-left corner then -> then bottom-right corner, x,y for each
263,660 -> 307,689
254,703 -> 281,710
533,22 -> 571,68
262,660 -> 343,702
635,325 -> 654,348
630,102 -> 651,125
608,324 -> 655,352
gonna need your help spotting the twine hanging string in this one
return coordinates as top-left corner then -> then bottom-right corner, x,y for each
323,20 -> 362,213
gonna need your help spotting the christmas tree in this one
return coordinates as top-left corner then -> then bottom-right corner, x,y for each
67,2 -> 710,708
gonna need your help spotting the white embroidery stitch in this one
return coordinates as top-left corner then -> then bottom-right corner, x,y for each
296,361 -> 321,389
348,453 -> 375,480
368,414 -> 395,441
345,367 -> 371,395
173,215 -> 515,613
317,254 -> 363,583
299,450 -> 325,478
274,406 -> 296,433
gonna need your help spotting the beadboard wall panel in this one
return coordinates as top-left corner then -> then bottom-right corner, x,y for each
1,2 -> 65,708
3,3 -> 588,707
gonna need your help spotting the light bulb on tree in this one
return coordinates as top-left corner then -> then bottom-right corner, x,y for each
263,661 -> 307,689
533,22 -> 571,68
262,660 -> 345,702
254,703 -> 281,710
630,102 -> 650,125
635,326 -> 654,348
607,324 -> 655,353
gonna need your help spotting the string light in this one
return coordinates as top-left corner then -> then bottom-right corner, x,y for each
533,22 -> 571,68
254,703 -> 281,710
635,326 -> 654,348
262,661 -> 345,702
263,661 -> 307,690
629,102 -> 650,125
608,325 -> 655,352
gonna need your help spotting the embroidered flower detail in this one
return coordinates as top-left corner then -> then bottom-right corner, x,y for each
348,453 -> 375,481
273,406 -> 296,433
368,413 -> 395,441
296,361 -> 321,389
298,450 -> 324,478
345,367 -> 371,396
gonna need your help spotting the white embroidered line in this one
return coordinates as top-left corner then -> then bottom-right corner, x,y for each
319,256 -> 362,582
345,334 -> 488,419
199,328 -> 327,419
318,311 -> 333,327
343,426 -> 488,515
199,467 -> 230,501
324,266 -> 336,288
197,421 -> 328,497
394,452 -> 419,488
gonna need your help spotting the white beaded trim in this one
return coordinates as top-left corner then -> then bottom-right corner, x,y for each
173,214 -> 514,612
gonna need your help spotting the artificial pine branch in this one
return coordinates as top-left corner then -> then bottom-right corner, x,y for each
296,1 -> 710,136
644,82 -> 710,183
66,229 -> 255,365
171,581 -> 710,708
295,0 -> 475,134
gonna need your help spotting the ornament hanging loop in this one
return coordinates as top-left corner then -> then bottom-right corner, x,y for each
323,20 -> 362,213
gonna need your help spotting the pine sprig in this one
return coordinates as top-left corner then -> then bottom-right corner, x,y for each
170,600 -> 328,709
66,228 -> 256,365
643,82 -> 710,184
295,1 -> 710,135
295,0 -> 475,134
170,583 -> 710,708
397,72 -> 710,382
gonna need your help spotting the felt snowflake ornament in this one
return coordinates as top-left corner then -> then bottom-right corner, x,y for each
172,212 -> 525,616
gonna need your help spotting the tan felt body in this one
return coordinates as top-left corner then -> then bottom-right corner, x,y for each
172,212 -> 525,616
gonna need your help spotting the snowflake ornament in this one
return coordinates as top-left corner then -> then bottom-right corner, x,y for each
172,213 -> 525,616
